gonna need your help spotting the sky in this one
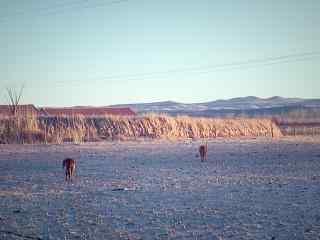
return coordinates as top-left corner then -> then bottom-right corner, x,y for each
1,0 -> 320,107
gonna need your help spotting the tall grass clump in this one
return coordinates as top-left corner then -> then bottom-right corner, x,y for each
0,113 -> 42,144
0,114 -> 282,144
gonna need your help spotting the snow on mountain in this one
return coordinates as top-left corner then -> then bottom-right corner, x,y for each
109,96 -> 319,113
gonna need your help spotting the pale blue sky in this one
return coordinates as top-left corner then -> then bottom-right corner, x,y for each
1,0 -> 319,106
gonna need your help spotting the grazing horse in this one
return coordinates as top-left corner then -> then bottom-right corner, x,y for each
199,143 -> 208,162
62,158 -> 76,181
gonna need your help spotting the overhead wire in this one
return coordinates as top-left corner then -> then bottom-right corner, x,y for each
1,2 -> 319,88
0,0 -> 130,23
48,51 -> 320,88
6,51 -> 314,89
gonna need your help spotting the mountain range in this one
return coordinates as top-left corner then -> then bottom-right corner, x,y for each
110,96 -> 320,113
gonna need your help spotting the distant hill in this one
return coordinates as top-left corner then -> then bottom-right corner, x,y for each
109,96 -> 320,118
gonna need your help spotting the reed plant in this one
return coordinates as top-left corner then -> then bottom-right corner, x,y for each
0,114 -> 282,144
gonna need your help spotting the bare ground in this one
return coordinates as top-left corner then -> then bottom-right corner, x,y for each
0,137 -> 320,239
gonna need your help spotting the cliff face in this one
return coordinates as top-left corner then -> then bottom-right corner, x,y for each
0,114 -> 282,144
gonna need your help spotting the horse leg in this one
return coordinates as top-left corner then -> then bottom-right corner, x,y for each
70,169 -> 73,182
68,169 -> 72,181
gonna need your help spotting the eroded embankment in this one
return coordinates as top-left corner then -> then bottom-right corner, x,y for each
0,114 -> 282,144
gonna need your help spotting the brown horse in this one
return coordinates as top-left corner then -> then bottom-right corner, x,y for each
199,143 -> 208,162
62,158 -> 76,181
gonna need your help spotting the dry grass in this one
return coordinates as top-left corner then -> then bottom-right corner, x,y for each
279,124 -> 320,136
0,114 -> 282,144
276,108 -> 320,123
272,109 -> 320,136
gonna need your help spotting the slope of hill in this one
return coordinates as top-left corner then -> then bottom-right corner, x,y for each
109,96 -> 320,116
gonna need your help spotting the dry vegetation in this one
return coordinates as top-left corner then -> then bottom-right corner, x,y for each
0,114 -> 281,144
278,123 -> 320,136
273,109 -> 320,136
274,109 -> 320,124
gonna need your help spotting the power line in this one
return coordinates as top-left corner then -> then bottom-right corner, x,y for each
0,0 -> 130,24
49,51 -> 320,87
1,0 -> 90,17
4,51 -> 319,89
185,54 -> 319,76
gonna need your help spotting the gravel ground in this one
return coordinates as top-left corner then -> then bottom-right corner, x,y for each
0,137 -> 320,240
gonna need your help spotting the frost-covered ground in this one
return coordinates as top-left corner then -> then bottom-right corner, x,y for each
0,137 -> 320,240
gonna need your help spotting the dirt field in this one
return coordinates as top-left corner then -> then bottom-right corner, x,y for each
0,137 -> 320,240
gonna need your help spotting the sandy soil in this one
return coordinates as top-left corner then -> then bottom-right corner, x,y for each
0,137 -> 320,239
